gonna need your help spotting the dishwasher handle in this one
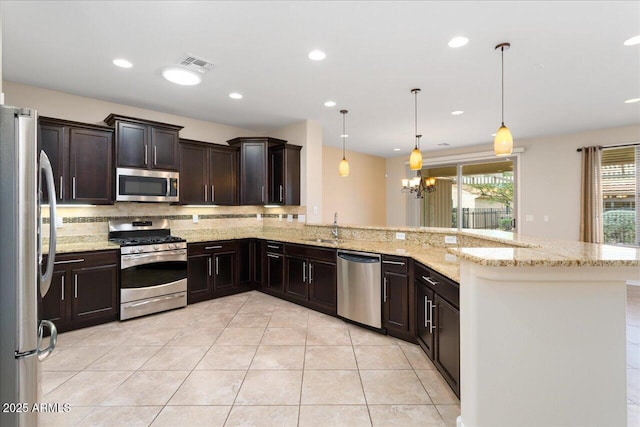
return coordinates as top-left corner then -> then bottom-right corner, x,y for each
337,251 -> 380,264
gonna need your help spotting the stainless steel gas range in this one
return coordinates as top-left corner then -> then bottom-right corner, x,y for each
108,219 -> 187,320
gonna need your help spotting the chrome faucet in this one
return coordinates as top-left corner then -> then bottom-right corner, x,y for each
332,212 -> 339,240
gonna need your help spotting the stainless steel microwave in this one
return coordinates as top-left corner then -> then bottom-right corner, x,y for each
116,168 -> 179,202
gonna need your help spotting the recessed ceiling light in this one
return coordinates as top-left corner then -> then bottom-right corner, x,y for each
340,134 -> 349,138
162,67 -> 201,86
623,35 -> 640,46
393,148 -> 401,152
451,110 -> 464,115
113,58 -> 133,68
229,92 -> 243,99
437,142 -> 451,146
308,50 -> 326,61
491,133 -> 497,137
448,36 -> 469,48
324,100 -> 337,107
624,97 -> 640,104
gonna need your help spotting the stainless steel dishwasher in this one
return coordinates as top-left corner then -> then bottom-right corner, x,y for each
337,250 -> 382,329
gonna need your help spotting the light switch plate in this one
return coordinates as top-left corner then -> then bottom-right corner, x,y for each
256,213 -> 262,220
287,214 -> 293,222
192,214 -> 198,224
395,232 -> 406,240
298,214 -> 306,222
444,235 -> 457,244
278,214 -> 282,222
55,217 -> 63,228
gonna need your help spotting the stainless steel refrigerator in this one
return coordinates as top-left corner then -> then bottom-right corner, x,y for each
0,105 -> 58,426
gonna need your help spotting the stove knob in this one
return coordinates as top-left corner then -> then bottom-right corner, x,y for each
154,245 -> 159,251
169,243 -> 175,249
135,248 -> 141,254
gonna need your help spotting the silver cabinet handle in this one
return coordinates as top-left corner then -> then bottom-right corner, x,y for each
59,176 -> 64,200
303,262 -> 307,282
204,184 -> 208,202
61,276 -> 65,301
261,185 -> 265,203
208,258 -> 212,276
144,144 -> 148,165
267,253 -> 280,259
267,245 -> 280,249
383,260 -> 405,266
74,273 -> 78,299
211,185 -> 215,202
215,256 -> 219,275
54,258 -> 84,265
279,184 -> 283,202
383,277 -> 388,302
72,176 -> 76,199
205,245 -> 222,250
153,145 -> 157,166
424,276 -> 439,286
424,296 -> 428,328
428,300 -> 436,333
308,263 -> 313,284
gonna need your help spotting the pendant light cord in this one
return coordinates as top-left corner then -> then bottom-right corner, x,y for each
501,46 -> 505,125
342,110 -> 346,160
414,89 -> 418,149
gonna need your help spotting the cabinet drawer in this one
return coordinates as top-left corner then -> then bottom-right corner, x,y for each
415,262 -> 459,308
53,250 -> 118,267
264,240 -> 284,253
188,240 -> 236,255
285,244 -> 336,263
381,255 -> 408,273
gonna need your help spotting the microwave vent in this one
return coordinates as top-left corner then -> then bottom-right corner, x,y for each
177,55 -> 213,74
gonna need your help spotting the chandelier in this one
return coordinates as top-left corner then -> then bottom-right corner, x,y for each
401,171 -> 436,198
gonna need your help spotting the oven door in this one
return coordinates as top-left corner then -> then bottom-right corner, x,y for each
116,167 -> 179,202
120,249 -> 187,303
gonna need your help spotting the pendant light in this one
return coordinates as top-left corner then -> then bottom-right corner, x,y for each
338,109 -> 350,177
409,88 -> 423,170
494,42 -> 513,156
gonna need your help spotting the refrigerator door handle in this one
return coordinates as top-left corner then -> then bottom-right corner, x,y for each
36,319 -> 57,361
39,151 -> 57,297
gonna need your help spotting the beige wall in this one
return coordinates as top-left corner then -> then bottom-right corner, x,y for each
386,124 -> 640,241
323,145 -> 386,226
3,81 -> 256,144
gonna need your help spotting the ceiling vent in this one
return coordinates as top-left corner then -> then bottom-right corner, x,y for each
177,55 -> 213,74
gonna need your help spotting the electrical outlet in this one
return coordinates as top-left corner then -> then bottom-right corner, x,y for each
395,232 -> 406,240
445,253 -> 457,262
313,206 -> 318,215
444,235 -> 457,244
55,217 -> 63,228
298,214 -> 306,222
256,213 -> 262,220
278,214 -> 282,222
544,215 -> 549,222
287,214 -> 293,222
192,214 -> 198,224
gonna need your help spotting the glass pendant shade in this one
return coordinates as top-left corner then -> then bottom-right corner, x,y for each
339,158 -> 350,177
409,147 -> 423,170
493,124 -> 513,156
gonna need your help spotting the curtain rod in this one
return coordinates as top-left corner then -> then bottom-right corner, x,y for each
576,142 -> 639,152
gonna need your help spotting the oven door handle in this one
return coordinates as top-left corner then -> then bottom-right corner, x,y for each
121,250 -> 187,269
128,293 -> 185,308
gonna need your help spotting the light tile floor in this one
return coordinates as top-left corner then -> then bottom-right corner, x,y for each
39,286 -> 640,426
40,291 -> 459,427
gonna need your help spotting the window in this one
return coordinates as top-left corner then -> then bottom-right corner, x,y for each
419,157 -> 517,231
602,146 -> 639,246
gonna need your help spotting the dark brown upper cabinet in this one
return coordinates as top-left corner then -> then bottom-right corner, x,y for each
227,137 -> 288,205
39,117 -> 114,205
269,144 -> 301,205
104,114 -> 183,171
179,139 -> 238,205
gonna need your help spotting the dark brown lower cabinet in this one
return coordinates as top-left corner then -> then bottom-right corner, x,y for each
188,241 -> 245,303
238,239 -> 262,287
283,244 -> 337,315
40,250 -> 119,333
415,261 -> 460,397
382,255 -> 415,342
262,241 -> 285,295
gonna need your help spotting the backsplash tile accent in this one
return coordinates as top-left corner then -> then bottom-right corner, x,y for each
42,213 -> 293,224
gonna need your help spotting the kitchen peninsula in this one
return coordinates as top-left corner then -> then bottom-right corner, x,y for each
46,223 -> 639,427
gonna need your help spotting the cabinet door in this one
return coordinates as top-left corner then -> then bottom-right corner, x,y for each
308,260 -> 337,313
383,271 -> 410,332
265,252 -> 285,294
416,282 -> 435,359
40,270 -> 69,331
213,252 -> 235,293
151,128 -> 179,170
283,146 -> 301,205
179,143 -> 208,204
116,121 -> 149,168
70,263 -> 118,325
268,147 -> 285,204
434,295 -> 460,395
285,256 -> 308,301
210,148 -> 237,205
239,142 -> 267,205
69,128 -> 113,204
187,254 -> 212,303
39,123 -> 66,203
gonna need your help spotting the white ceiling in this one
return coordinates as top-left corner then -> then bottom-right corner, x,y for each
2,1 -> 639,157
